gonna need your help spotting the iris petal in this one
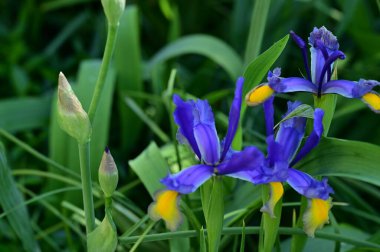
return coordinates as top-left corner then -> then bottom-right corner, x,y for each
303,198 -> 332,237
362,92 -> 380,113
161,164 -> 214,194
270,77 -> 317,93
173,95 -> 201,159
220,77 -> 244,161
260,182 -> 284,218
148,190 -> 182,231
246,84 -> 274,106
287,168 -> 333,200
263,96 -> 275,136
291,108 -> 324,166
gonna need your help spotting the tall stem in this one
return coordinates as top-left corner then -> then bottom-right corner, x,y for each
78,142 -> 95,233
88,24 -> 119,123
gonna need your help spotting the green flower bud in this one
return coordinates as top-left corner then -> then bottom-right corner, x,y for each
57,72 -> 92,144
99,147 -> 119,197
101,0 -> 125,26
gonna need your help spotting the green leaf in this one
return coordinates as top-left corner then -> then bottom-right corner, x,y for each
232,34 -> 289,150
201,177 -> 224,252
0,143 -> 40,252
297,137 -> 380,186
243,0 -> 271,64
128,142 -> 169,197
88,214 -> 117,252
200,227 -> 207,252
274,104 -> 314,129
114,5 -> 144,154
240,221 -> 246,252
0,96 -> 50,133
146,34 -> 243,80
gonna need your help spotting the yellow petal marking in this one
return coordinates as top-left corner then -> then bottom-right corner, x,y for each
362,93 -> 380,112
245,84 -> 274,106
303,198 -> 332,237
148,190 -> 182,231
260,182 -> 284,218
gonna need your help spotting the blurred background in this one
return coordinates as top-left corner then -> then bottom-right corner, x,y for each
0,0 -> 379,251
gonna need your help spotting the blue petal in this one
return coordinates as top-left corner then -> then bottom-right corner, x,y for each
287,168 -> 334,200
217,146 -> 265,175
192,99 -> 220,164
266,135 -> 285,164
269,77 -> 317,94
220,77 -> 244,161
291,109 -> 324,166
250,159 -> 289,184
323,79 -> 380,98
173,95 -> 201,159
161,165 -> 214,194
276,101 -> 306,162
308,26 -> 339,51
263,96 -> 275,136
194,123 -> 220,165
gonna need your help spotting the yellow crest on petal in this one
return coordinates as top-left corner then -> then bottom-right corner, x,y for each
303,198 -> 332,237
260,182 -> 284,218
245,84 -> 274,106
148,190 -> 182,231
362,93 -> 380,113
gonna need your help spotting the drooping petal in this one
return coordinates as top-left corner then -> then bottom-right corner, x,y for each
192,99 -> 220,164
362,92 -> 380,113
217,146 -> 265,176
148,190 -> 182,231
303,198 -> 332,237
160,164 -> 214,194
270,77 -> 317,94
276,101 -> 306,162
220,77 -> 244,161
173,95 -> 201,158
263,96 -> 275,136
291,108 -> 324,166
287,168 -> 334,200
260,182 -> 284,218
246,84 -> 275,106
323,79 -> 380,97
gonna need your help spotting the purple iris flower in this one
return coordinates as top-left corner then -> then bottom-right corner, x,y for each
161,77 -> 265,194
258,96 -> 334,207
246,26 -> 380,113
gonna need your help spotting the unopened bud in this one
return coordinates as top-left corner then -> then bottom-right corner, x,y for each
101,0 -> 125,26
57,72 -> 92,144
99,147 -> 119,197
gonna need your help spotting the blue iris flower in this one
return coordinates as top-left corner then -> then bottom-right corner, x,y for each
148,77 -> 265,231
161,77 -> 265,194
252,97 -> 334,236
246,26 -> 380,112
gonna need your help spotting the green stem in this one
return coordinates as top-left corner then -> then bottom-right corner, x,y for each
78,142 -> 95,234
88,24 -> 119,123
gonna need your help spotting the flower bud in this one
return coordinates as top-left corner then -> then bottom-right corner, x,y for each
99,147 -> 119,197
57,72 -> 92,144
101,0 -> 125,26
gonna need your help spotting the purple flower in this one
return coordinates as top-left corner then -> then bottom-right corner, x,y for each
161,77 -> 265,194
246,26 -> 380,113
257,97 -> 334,236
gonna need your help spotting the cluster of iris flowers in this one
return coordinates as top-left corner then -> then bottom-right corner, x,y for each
148,27 -> 380,237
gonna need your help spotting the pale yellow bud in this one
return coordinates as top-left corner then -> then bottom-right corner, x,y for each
57,72 -> 92,144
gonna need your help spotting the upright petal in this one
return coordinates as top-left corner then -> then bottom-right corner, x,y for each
291,108 -> 324,166
173,95 -> 201,158
148,190 -> 182,231
193,99 -> 220,164
287,168 -> 334,200
263,96 -> 275,136
161,164 -> 214,194
260,182 -> 284,218
276,101 -> 306,162
303,198 -> 332,237
220,77 -> 244,161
